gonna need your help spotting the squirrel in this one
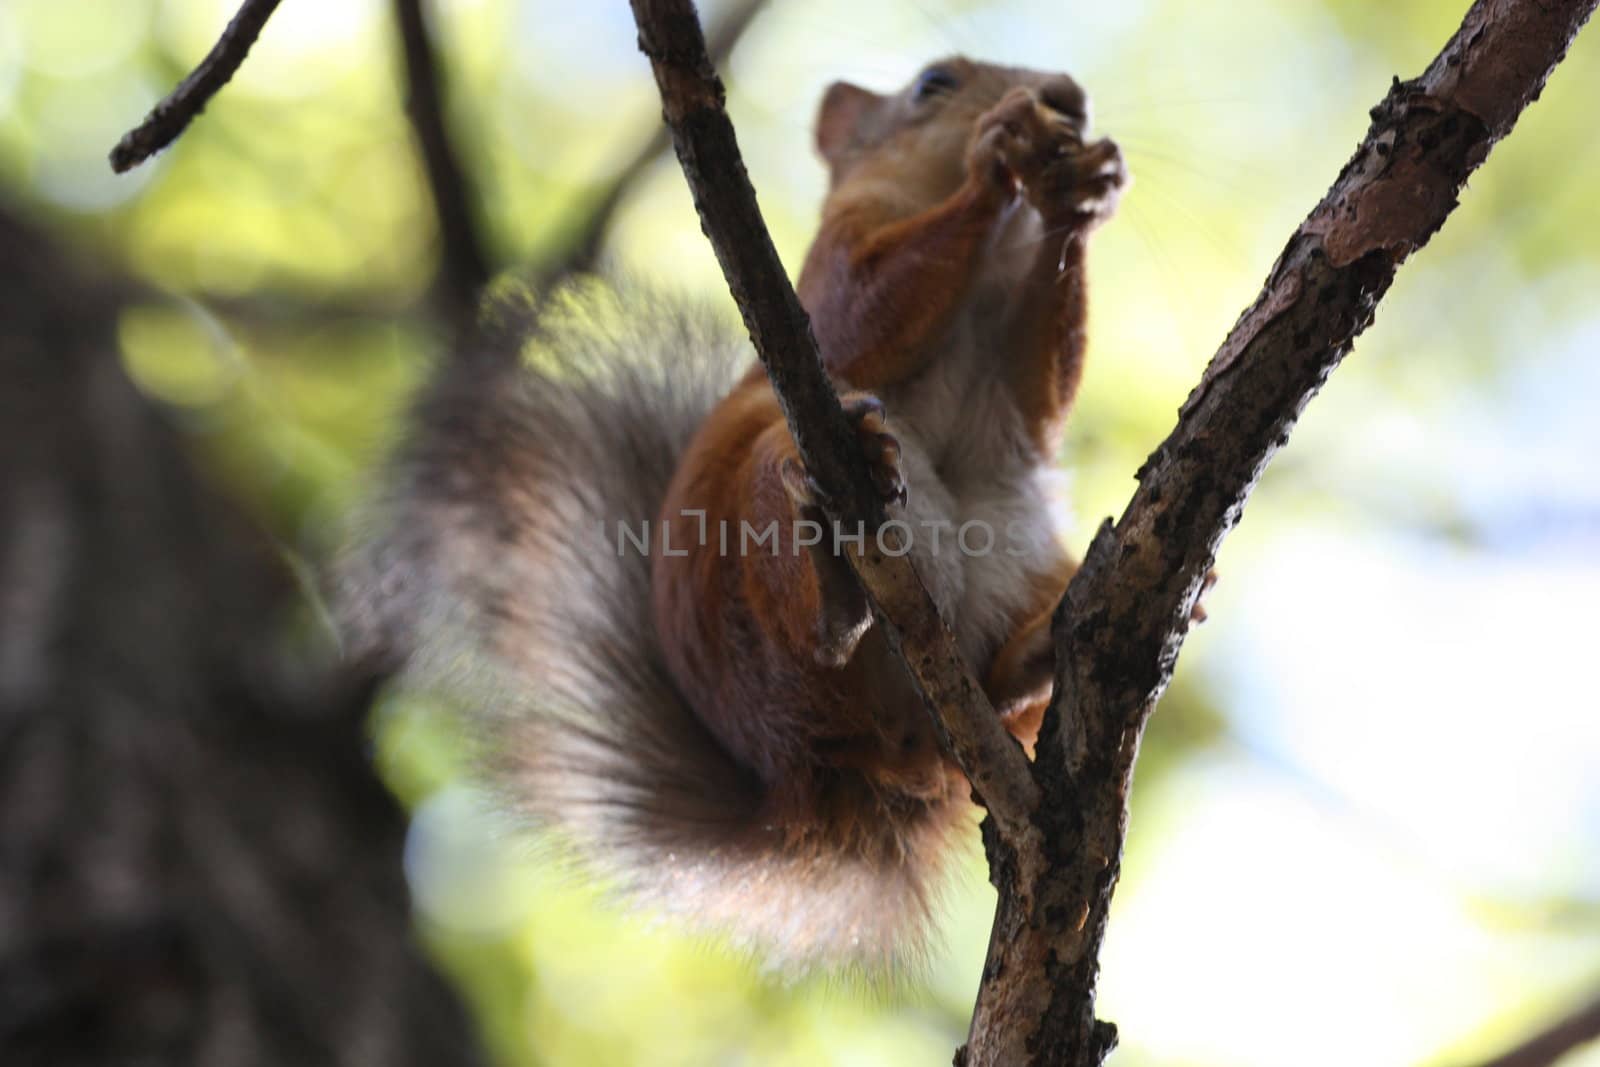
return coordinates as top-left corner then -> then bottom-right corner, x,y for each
343,56 -> 1127,971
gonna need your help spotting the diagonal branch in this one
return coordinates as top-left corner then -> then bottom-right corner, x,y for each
963,0 -> 1599,1063
392,0 -> 492,319
109,0 -> 285,173
625,0 -> 1043,849
1471,986 -> 1600,1067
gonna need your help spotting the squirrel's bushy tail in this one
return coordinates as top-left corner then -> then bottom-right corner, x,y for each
340,288 -> 951,971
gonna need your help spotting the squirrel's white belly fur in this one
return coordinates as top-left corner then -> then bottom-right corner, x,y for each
883,230 -> 1070,669
888,359 -> 1069,672
879,200 -> 1069,669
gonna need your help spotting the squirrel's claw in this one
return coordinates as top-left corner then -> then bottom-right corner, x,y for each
842,392 -> 907,509
779,394 -> 908,514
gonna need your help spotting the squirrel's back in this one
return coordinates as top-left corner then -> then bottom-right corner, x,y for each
340,287 -> 965,971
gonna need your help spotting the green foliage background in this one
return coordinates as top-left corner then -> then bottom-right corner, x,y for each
4,0 -> 1599,1063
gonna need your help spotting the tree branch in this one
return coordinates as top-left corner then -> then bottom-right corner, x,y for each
109,0 -> 285,173
625,0 -> 1043,848
392,0 -> 492,319
1472,986 -> 1600,1067
963,1 -> 1598,1062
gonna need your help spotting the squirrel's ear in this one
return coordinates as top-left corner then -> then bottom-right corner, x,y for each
815,82 -> 881,167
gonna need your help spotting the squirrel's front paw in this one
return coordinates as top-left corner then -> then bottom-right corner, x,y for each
967,87 -> 1052,201
1030,136 -> 1127,228
780,393 -> 906,513
842,393 -> 907,508
968,90 -> 1127,228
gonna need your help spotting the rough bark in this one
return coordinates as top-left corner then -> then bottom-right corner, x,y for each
625,0 -> 1597,1063
0,211 -> 483,1066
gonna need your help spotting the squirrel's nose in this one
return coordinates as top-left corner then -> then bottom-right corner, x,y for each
1038,77 -> 1090,131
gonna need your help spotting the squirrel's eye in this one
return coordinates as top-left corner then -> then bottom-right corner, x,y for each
912,66 -> 959,102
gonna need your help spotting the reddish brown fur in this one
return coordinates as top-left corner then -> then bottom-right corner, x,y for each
653,57 -> 1127,870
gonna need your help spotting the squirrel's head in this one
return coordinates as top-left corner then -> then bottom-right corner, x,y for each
814,56 -> 1090,205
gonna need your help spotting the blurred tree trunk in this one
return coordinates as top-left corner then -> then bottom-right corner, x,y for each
0,207 -> 482,1066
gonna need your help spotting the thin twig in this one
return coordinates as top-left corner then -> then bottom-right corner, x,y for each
625,0 -> 1043,849
392,0 -> 491,318
109,0 -> 285,173
962,1 -> 1599,1063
